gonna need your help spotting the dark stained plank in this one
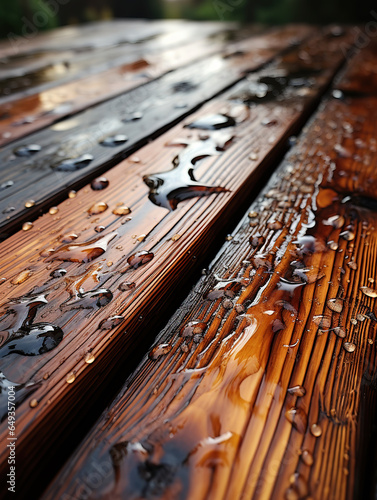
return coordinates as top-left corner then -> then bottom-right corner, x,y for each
0,25 -> 316,238
0,27 -> 354,498
0,27 -> 264,147
0,21 -> 232,100
42,47 -> 377,500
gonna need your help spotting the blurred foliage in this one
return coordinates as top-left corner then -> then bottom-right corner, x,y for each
0,0 -> 58,39
1,0 -> 376,41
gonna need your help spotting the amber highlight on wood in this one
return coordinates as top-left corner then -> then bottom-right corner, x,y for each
43,46 -> 377,500
0,28 -> 355,498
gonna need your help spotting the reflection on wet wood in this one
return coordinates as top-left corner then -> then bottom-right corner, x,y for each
0,25 -> 316,237
42,44 -> 377,500
0,21 -> 233,102
0,29 -> 353,498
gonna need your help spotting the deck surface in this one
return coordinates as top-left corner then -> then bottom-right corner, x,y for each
0,20 -> 376,500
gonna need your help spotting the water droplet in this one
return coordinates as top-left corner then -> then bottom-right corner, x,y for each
50,268 -> 67,278
289,472 -> 309,498
301,449 -> 314,466
205,281 -> 241,300
222,298 -> 233,309
100,135 -> 128,147
327,298 -> 343,313
356,313 -> 365,322
261,117 -> 278,126
68,190 -> 76,198
25,199 -> 35,208
29,398 -> 38,408
171,234 -> 181,241
91,177 -> 109,190
248,211 -> 258,218
333,326 -> 346,338
327,240 -> 338,251
14,144 -> 41,157
249,233 -> 265,248
226,235 -> 233,241
181,321 -> 207,337
285,407 -> 307,433
149,343 -> 172,360
95,225 -> 105,233
334,144 -> 352,158
287,385 -> 306,397
49,206 -> 58,215
340,230 -> 355,241
0,323 -> 63,358
88,202 -> 108,215
332,89 -> 344,99
66,372 -> 76,384
127,250 -> 154,269
85,352 -> 95,364
3,207 -> 15,214
61,233 -> 78,243
99,315 -> 124,329
11,269 -> 32,285
310,423 -> 322,437
55,154 -> 93,171
323,215 -> 344,229
22,222 -> 33,231
249,153 -> 258,161
313,315 -> 331,329
292,266 -> 325,284
119,281 -> 136,291
268,220 -> 283,230
112,205 -> 131,216
48,231 -> 117,263
143,133 -> 231,210
360,286 -> 377,298
343,342 -> 356,353
185,114 -> 236,130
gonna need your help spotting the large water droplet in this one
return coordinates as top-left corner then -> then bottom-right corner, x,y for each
99,315 -> 124,329
88,202 -> 108,215
47,231 -> 117,263
185,114 -> 236,130
127,251 -> 154,269
91,177 -> 109,190
55,154 -> 93,171
149,343 -> 172,360
360,286 -> 377,298
327,298 -> 343,313
14,144 -> 41,157
100,135 -> 128,147
285,407 -> 307,433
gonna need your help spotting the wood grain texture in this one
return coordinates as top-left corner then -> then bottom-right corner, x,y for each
0,28 -> 352,499
0,36 -> 227,147
0,25 -> 315,238
0,21 -> 233,101
42,46 -> 377,500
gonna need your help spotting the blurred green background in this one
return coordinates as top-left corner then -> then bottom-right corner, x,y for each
1,0 -> 376,39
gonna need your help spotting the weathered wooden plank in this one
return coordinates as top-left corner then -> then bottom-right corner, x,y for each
0,25 -> 316,238
0,26 -> 265,147
0,29 -> 352,499
0,21 -> 233,101
41,46 -> 377,500
0,19 -> 193,60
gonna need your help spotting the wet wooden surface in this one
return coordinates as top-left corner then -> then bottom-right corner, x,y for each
0,20 -> 375,500
0,25 -> 313,239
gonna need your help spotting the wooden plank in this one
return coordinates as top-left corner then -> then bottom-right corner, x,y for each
0,19 -> 193,59
0,26 -> 265,147
0,28 -> 353,498
0,25 -> 315,238
41,46 -> 377,500
0,21 -> 230,101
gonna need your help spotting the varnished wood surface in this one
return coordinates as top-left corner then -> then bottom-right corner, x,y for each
42,47 -> 377,500
0,25 -> 315,238
0,27 -> 354,499
0,21 -> 234,101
